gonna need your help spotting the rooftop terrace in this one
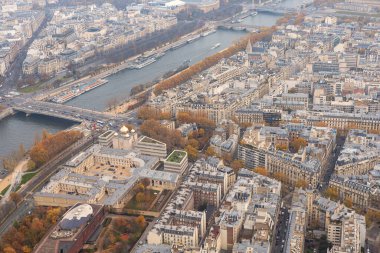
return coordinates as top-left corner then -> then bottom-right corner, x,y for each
166,150 -> 187,163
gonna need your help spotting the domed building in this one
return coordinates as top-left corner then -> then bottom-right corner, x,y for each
113,125 -> 138,150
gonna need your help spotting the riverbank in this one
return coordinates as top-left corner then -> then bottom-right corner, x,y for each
0,108 -> 14,121
0,159 -> 28,202
33,24 -> 216,103
108,27 -> 277,114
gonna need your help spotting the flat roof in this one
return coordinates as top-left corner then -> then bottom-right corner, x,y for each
166,150 -> 187,163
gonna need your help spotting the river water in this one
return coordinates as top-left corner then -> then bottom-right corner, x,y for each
0,0 -> 303,161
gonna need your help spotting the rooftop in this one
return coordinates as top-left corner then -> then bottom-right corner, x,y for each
166,150 -> 187,163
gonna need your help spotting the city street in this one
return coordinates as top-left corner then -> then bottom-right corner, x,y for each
273,207 -> 290,253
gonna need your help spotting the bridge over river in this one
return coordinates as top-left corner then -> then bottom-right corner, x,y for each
9,98 -> 132,124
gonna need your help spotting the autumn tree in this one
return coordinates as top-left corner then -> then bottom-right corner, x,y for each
134,183 -> 145,194
177,112 -> 215,130
141,178 -> 150,188
10,192 -> 21,205
46,207 -> 61,224
294,13 -> 305,25
1,144 -> 27,172
140,119 -> 186,152
27,160 -> 36,171
222,153 -> 233,164
324,187 -> 339,201
29,130 -> 83,168
136,192 -> 145,203
0,207 -> 63,252
205,146 -> 216,157
188,139 -> 200,150
273,172 -> 288,183
276,144 -> 288,151
136,215 -> 145,227
154,27 -> 277,95
3,246 -> 16,253
137,106 -> 159,120
289,137 -> 307,153
230,160 -> 244,173
18,144 -> 26,157
295,179 -> 308,189
343,196 -> 353,208
185,145 -> 198,162
365,209 -> 380,227
253,167 -> 268,176
22,245 -> 32,253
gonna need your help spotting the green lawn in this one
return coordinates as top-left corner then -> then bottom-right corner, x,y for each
19,85 -> 43,93
0,185 -> 10,196
20,172 -> 37,185
167,150 -> 186,163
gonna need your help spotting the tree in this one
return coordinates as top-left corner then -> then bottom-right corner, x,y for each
41,129 -> 50,140
276,144 -> 288,151
46,207 -> 61,224
27,160 -> 36,171
344,196 -> 353,208
22,245 -> 32,253
136,192 -> 145,203
365,209 -> 380,227
160,112 -> 171,120
3,246 -> 16,253
141,178 -> 150,188
295,179 -> 308,189
230,160 -> 244,173
10,192 -> 21,205
134,183 -> 145,194
289,137 -> 307,153
253,167 -> 268,176
140,119 -> 186,151
205,146 -> 216,157
137,106 -> 159,120
136,215 -> 146,228
18,144 -> 26,157
188,139 -> 200,150
294,13 -> 305,25
324,187 -> 339,201
29,130 -> 83,168
273,172 -> 288,183
185,145 -> 198,162
30,217 -> 44,232
106,97 -> 119,110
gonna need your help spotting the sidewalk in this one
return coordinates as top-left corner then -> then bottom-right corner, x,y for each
0,159 -> 28,203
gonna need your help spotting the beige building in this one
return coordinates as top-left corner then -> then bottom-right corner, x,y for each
98,130 -> 115,147
34,144 -> 178,209
266,151 -> 321,188
219,210 -> 244,251
135,136 -> 167,158
164,150 -> 188,174
112,126 -> 139,150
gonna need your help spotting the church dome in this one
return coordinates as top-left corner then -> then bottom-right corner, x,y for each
120,125 -> 129,133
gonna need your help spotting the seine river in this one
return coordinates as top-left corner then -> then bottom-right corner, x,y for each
0,0 -> 305,162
